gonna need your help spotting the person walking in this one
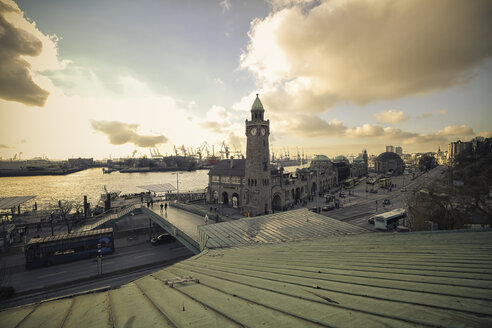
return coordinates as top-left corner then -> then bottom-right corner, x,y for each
204,214 -> 209,225
160,203 -> 164,215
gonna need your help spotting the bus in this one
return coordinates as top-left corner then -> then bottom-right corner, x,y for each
25,228 -> 114,269
379,177 -> 392,189
344,178 -> 355,189
373,208 -> 406,231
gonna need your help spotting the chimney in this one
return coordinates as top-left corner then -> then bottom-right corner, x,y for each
230,156 -> 234,168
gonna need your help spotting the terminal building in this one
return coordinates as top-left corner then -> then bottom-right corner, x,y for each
206,95 -> 340,216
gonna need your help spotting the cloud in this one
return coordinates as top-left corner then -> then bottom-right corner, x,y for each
0,144 -> 12,149
478,131 -> 492,138
287,115 -> 346,137
220,0 -> 231,13
200,105 -> 235,133
241,0 -> 492,114
418,113 -> 433,119
90,120 -> 168,148
437,109 -> 448,115
436,125 -> 475,136
0,1 -> 48,106
374,110 -> 409,124
346,124 -> 385,138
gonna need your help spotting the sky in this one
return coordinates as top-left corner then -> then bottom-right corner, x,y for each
0,0 -> 491,160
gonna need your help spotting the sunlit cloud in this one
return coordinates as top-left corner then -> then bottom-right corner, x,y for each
241,0 -> 492,114
374,109 -> 409,124
0,144 -> 12,149
436,125 -> 475,136
0,1 -> 48,106
437,109 -> 448,115
478,131 -> 492,138
90,120 -> 168,148
0,0 -> 70,106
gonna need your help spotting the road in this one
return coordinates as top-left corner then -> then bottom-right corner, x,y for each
1,238 -> 193,309
307,166 -> 446,229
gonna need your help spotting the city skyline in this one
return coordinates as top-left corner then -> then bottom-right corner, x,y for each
1,0 -> 492,160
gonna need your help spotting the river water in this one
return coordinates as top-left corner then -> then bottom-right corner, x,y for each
0,168 -> 209,210
0,164 -> 308,211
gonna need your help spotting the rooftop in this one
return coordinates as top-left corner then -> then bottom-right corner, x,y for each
208,159 -> 245,176
2,229 -> 491,327
377,151 -> 403,161
197,208 -> 368,250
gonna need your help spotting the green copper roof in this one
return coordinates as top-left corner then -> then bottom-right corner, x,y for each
251,94 -> 264,111
3,230 -> 492,327
311,154 -> 331,162
334,155 -> 348,162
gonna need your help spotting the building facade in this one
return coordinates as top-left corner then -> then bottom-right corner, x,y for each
207,95 -> 339,216
374,151 -> 405,175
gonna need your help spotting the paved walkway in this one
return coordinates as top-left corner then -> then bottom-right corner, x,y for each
148,205 -> 211,242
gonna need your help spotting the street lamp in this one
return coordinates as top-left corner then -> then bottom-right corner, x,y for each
172,172 -> 183,202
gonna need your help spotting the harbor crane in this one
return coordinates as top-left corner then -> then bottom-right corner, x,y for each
220,141 -> 230,159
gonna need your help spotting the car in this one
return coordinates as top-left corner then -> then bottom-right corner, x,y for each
151,233 -> 176,245
369,189 -> 378,194
322,204 -> 335,211
400,187 -> 407,192
367,217 -> 375,224
383,199 -> 390,205
339,193 -> 346,198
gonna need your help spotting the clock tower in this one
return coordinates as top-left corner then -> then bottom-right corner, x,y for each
244,94 -> 271,216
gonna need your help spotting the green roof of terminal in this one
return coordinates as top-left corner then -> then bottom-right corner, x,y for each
311,154 -> 331,162
2,229 -> 492,327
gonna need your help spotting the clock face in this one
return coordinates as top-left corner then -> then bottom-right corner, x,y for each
251,127 -> 257,136
261,128 -> 266,135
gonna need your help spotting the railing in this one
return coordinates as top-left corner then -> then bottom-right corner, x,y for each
78,204 -> 140,232
140,206 -> 200,254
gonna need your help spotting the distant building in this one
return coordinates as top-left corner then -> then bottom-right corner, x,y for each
207,95 -> 339,216
385,145 -> 394,153
448,140 -> 471,162
395,146 -> 403,155
351,150 -> 368,177
68,157 -> 94,168
374,152 -> 405,175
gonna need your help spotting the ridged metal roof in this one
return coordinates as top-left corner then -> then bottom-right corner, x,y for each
2,230 -> 492,327
0,196 -> 35,210
198,209 -> 368,250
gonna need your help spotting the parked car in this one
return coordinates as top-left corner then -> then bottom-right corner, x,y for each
151,233 -> 176,245
368,216 -> 375,224
400,187 -> 407,192
383,199 -> 390,205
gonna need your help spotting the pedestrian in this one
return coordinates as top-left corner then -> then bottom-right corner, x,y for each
160,203 -> 164,214
147,201 -> 150,208
204,214 -> 209,225
151,198 -> 154,208
165,203 -> 168,212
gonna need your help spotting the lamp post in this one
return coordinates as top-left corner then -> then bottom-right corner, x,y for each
172,172 -> 183,202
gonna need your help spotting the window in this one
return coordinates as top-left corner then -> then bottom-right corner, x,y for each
222,176 -> 231,184
231,176 -> 241,184
212,176 -> 219,183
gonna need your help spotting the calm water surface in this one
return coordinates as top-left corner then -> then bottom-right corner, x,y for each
0,168 -> 209,210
